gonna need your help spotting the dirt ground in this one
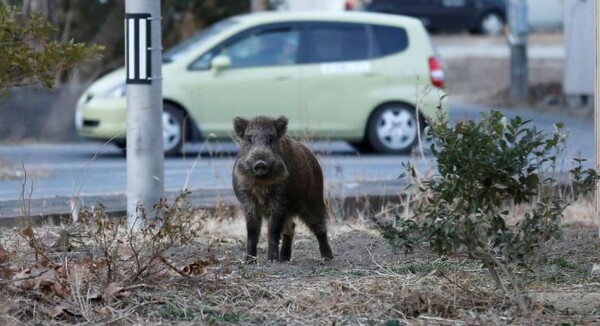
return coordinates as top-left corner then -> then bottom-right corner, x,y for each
0,33 -> 598,325
0,201 -> 598,325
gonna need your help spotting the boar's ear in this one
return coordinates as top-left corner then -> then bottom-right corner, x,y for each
274,116 -> 288,138
233,117 -> 249,140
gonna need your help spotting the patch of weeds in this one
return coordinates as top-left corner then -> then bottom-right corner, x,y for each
0,191 -> 211,323
206,311 -> 242,324
345,269 -> 366,277
534,256 -> 590,284
382,319 -> 402,326
390,259 -> 480,275
155,305 -> 196,321
323,267 -> 365,277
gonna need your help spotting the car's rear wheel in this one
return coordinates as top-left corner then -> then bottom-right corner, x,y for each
366,104 -> 421,154
162,103 -> 185,156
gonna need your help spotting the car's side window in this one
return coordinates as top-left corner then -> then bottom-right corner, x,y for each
370,24 -> 409,58
222,27 -> 299,68
189,25 -> 300,70
303,23 -> 369,63
189,49 -> 218,70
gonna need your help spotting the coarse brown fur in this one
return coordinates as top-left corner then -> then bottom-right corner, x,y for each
232,115 -> 334,263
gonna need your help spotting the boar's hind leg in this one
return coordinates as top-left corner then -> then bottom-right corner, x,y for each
301,210 -> 334,260
245,210 -> 262,264
279,220 -> 296,262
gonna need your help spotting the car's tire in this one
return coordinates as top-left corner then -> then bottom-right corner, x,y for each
366,104 -> 421,154
477,11 -> 504,36
162,103 -> 185,156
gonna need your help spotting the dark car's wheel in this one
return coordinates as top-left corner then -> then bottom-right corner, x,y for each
162,103 -> 185,156
366,104 -> 421,154
477,11 -> 504,36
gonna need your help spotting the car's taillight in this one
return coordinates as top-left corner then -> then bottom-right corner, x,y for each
344,0 -> 354,10
428,56 -> 445,88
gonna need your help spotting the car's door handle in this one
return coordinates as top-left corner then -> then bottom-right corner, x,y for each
275,76 -> 292,81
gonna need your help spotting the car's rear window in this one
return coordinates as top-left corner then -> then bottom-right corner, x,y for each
304,23 -> 369,63
371,24 -> 409,57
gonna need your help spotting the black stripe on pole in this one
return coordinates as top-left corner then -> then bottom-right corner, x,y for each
126,13 -> 152,84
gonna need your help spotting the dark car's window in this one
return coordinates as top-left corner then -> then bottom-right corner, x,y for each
371,25 -> 409,57
304,23 -> 369,63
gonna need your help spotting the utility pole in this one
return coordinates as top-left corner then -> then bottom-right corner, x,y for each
507,0 -> 529,102
125,0 -> 164,230
594,1 -> 600,236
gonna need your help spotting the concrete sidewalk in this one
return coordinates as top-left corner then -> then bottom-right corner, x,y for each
434,33 -> 564,59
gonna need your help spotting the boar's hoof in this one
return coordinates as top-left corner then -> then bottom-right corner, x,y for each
245,255 -> 258,264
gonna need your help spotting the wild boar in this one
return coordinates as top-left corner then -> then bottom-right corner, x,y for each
232,115 -> 334,263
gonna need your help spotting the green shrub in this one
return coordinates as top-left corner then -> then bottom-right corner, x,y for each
376,109 -> 598,311
0,6 -> 103,91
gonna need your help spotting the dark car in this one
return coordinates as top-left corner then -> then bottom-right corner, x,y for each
365,0 -> 506,35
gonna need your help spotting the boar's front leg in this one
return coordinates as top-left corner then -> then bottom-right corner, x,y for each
267,213 -> 288,262
244,206 -> 262,264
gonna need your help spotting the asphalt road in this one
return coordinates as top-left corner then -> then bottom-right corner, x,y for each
0,102 -> 593,204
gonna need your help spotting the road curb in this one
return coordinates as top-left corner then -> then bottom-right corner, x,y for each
0,180 -> 408,227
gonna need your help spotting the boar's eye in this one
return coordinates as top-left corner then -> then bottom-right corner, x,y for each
266,135 -> 274,144
245,135 -> 253,143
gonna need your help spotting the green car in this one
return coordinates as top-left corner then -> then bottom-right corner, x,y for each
75,11 -> 447,155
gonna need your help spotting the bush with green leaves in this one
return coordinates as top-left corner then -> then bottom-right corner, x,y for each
0,5 -> 103,91
376,109 -> 598,311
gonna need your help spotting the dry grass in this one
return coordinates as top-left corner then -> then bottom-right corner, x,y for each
0,206 -> 598,325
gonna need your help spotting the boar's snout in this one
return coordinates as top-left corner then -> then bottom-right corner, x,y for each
252,160 -> 270,177
245,150 -> 286,179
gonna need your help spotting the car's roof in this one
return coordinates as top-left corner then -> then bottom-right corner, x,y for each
232,10 -> 423,29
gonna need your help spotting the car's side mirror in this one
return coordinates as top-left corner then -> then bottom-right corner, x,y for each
211,55 -> 231,72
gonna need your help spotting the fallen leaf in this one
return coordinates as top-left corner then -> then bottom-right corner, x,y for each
0,265 -> 19,280
1,265 -> 21,280
50,306 -> 65,319
87,286 -> 102,301
116,243 -> 134,261
33,268 -> 70,297
50,301 -> 80,319
92,258 -> 109,272
11,269 -> 36,290
102,282 -> 124,303
98,306 -> 112,316
66,260 -> 92,283
0,244 -> 9,264
20,226 -> 34,239
36,256 -> 52,268
182,257 -> 217,276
